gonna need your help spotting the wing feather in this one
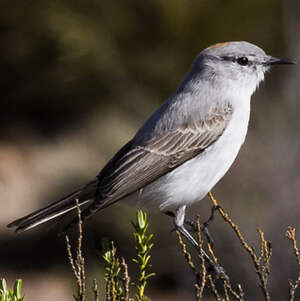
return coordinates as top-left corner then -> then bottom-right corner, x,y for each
96,103 -> 233,206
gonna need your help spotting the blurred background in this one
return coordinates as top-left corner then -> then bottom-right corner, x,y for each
0,0 -> 299,300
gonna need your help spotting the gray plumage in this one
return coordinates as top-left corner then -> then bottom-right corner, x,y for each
7,41 -> 294,233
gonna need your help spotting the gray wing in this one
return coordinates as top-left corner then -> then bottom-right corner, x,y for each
96,103 -> 233,206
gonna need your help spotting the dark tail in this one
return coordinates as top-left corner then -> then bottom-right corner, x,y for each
7,179 -> 98,233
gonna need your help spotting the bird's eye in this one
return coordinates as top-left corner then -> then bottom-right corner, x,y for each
237,57 -> 249,66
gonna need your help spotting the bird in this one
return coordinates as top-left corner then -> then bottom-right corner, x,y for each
8,41 -> 294,245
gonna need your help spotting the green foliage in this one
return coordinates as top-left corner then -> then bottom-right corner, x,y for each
102,238 -> 125,300
131,210 -> 155,301
100,210 -> 155,301
0,279 -> 24,301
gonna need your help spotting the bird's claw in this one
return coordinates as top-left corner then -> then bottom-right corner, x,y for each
206,263 -> 229,282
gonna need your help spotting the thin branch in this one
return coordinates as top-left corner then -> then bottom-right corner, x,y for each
196,217 -> 207,299
207,274 -> 221,301
65,235 -> 79,280
286,226 -> 300,301
65,199 -> 86,301
208,192 -> 271,301
121,257 -> 130,301
176,230 -> 198,273
93,279 -> 99,301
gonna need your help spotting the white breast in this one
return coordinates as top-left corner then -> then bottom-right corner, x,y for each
131,97 -> 251,211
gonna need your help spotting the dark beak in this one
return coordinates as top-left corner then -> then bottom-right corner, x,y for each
265,56 -> 296,66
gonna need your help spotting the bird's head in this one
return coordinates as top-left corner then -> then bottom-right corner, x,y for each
191,41 -> 295,96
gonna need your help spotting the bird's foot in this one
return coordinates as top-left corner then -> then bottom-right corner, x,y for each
206,262 -> 229,282
165,208 -> 216,246
183,205 -> 221,247
175,224 -> 229,281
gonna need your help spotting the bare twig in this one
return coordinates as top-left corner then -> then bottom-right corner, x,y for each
176,230 -> 199,277
177,214 -> 245,301
65,199 -> 86,301
286,226 -> 300,301
110,241 -> 117,301
196,217 -> 206,299
208,192 -> 271,301
76,199 -> 86,298
93,279 -> 99,301
106,276 -> 111,301
121,257 -> 130,301
207,274 -> 221,301
223,281 -> 244,301
65,235 -> 78,280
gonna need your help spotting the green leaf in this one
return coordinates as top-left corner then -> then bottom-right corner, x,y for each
131,210 -> 155,301
0,279 -> 7,293
146,234 -> 153,243
137,210 -> 146,229
141,245 -> 147,254
13,280 -> 22,299
143,255 -> 151,267
144,273 -> 156,280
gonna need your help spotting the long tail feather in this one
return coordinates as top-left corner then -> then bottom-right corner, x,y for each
7,179 -> 98,233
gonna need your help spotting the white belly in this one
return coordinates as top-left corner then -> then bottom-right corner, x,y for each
126,101 -> 250,211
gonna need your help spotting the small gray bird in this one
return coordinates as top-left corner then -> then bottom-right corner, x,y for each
8,42 -> 294,244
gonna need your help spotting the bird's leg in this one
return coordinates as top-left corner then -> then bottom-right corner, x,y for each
183,218 -> 214,247
165,210 -> 203,233
199,205 -> 220,246
173,206 -> 228,280
183,201 -> 220,247
173,205 -> 199,248
165,206 -> 216,246
174,205 -> 216,270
